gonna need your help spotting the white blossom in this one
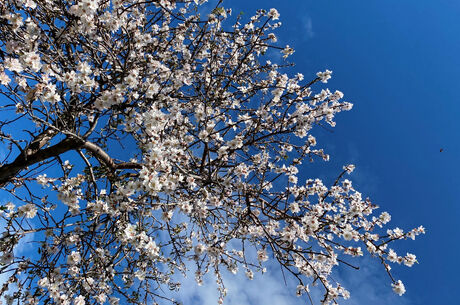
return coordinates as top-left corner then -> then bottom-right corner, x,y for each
317,69 -> 332,83
392,280 -> 406,296
74,295 -> 85,305
268,8 -> 280,20
18,204 -> 38,218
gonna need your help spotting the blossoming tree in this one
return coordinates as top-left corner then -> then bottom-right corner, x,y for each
0,0 -> 423,304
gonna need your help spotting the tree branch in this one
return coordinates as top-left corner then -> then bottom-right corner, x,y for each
0,137 -> 80,186
82,141 -> 142,170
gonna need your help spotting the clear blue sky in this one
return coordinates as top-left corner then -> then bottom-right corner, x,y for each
205,0 -> 459,304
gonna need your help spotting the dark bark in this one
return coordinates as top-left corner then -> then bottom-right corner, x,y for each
0,138 -> 81,186
0,137 -> 142,187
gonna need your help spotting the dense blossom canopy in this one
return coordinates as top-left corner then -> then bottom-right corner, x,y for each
0,0 -> 423,304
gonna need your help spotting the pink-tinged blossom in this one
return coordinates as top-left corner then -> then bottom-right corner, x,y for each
317,69 -> 333,83
257,249 -> 269,262
74,295 -> 85,305
18,204 -> 38,218
24,0 -> 37,9
0,72 -> 10,85
268,8 -> 280,20
392,280 -> 406,296
22,51 -> 42,72
5,58 -> 23,73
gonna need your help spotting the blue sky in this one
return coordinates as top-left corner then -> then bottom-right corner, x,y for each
1,1 -> 458,304
188,0 -> 459,304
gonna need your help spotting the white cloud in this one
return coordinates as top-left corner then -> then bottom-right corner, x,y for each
303,16 -> 314,40
174,254 -> 412,305
175,264 -> 300,305
337,255 -> 411,305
